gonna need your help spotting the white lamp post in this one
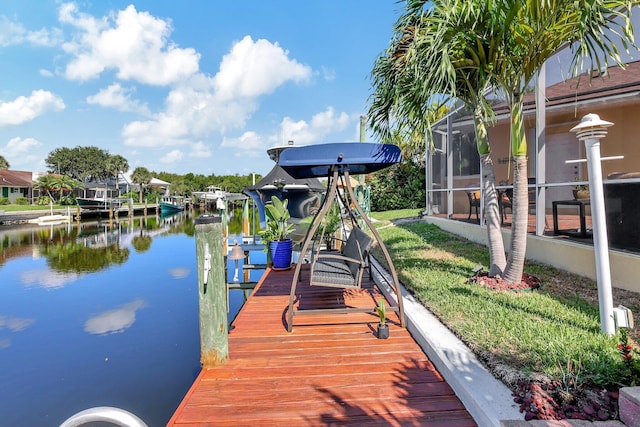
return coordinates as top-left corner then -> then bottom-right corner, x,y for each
570,113 -> 615,335
228,241 -> 245,282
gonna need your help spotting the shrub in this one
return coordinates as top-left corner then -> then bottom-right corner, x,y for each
0,197 -> 9,205
59,195 -> 76,206
369,160 -> 425,211
35,196 -> 52,205
15,197 -> 29,205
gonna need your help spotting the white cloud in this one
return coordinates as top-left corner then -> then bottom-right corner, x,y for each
219,107 -> 354,159
160,149 -> 183,163
84,299 -> 147,335
214,35 -> 311,100
86,83 -> 150,116
123,35 -> 312,149
3,137 -> 43,169
39,69 -> 54,77
0,90 -> 65,126
59,3 -> 199,85
5,137 -> 41,156
189,141 -> 211,158
220,131 -> 267,158
321,66 -> 336,81
281,107 -> 351,145
0,15 -> 62,47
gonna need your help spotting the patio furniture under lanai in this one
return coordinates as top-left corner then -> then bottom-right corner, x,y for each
279,142 -> 406,332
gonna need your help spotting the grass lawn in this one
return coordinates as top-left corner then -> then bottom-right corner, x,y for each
0,204 -> 55,212
369,209 -> 640,400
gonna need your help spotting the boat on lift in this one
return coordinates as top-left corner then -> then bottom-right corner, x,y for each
243,142 -> 325,230
76,189 -> 121,210
192,186 -> 227,202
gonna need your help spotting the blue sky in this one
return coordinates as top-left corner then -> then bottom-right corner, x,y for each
0,1 -> 401,176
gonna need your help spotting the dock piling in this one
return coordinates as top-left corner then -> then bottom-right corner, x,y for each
194,215 -> 228,367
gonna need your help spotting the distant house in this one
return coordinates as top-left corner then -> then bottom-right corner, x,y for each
148,177 -> 171,195
0,170 -> 33,202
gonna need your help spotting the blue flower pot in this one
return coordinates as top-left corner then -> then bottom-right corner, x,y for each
269,239 -> 292,270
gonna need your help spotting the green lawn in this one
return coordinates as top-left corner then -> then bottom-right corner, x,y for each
0,204 -> 54,212
369,209 -> 640,391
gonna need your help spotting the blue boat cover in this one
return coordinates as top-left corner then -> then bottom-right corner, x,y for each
277,142 -> 402,179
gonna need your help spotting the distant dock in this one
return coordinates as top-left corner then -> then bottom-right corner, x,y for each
0,204 -> 160,225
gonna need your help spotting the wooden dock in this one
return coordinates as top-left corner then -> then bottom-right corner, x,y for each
168,264 -> 477,426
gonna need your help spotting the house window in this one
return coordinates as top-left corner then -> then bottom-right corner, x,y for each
452,129 -> 480,177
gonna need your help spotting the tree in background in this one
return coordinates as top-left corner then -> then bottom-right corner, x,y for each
46,146 -> 112,194
131,167 -> 152,203
106,154 -> 129,194
33,174 -> 58,202
0,155 -> 9,170
369,159 -> 425,212
52,175 -> 82,205
33,174 -> 81,203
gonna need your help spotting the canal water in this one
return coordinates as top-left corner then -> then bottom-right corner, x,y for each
0,210 -> 265,426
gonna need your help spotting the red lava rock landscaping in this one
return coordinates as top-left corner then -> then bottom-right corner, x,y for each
468,271 -> 541,291
513,379 -> 619,421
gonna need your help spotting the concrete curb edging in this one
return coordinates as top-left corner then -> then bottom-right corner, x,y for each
371,257 -> 523,427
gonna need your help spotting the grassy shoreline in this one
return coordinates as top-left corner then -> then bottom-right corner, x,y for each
369,209 -> 640,393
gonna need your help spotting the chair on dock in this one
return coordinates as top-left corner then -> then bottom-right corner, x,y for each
279,143 -> 406,332
309,226 -> 373,289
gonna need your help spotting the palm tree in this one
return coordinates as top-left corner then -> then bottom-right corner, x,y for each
0,155 -> 9,170
106,155 -> 129,196
131,167 -> 152,203
490,0 -> 637,283
51,175 -> 81,200
33,174 -> 57,202
370,0 -> 508,275
370,0 -> 637,283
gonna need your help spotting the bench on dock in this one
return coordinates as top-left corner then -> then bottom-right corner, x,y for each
309,227 -> 373,289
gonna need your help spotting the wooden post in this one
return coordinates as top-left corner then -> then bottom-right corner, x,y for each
194,215 -> 228,367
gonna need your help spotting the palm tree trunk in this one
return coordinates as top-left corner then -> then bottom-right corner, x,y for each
503,96 -> 528,284
481,154 -> 506,276
474,111 -> 506,276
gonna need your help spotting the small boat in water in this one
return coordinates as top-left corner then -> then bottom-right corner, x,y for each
28,203 -> 72,225
160,195 -> 186,214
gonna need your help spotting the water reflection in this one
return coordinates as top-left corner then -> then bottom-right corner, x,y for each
169,267 -> 190,279
0,208 -> 264,426
0,314 -> 35,349
20,268 -> 81,289
84,299 -> 148,335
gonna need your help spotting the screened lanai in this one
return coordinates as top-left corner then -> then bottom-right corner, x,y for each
425,49 -> 640,253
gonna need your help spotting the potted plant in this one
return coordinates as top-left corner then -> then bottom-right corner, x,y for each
572,180 -> 590,200
322,203 -> 342,250
375,297 -> 389,339
259,196 -> 295,270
